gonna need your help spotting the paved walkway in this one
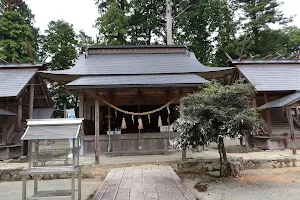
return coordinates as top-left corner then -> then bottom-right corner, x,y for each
93,165 -> 195,200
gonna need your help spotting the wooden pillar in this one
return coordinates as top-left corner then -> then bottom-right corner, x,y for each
287,106 -> 297,154
180,100 -> 187,161
17,97 -> 22,129
79,94 -> 84,119
264,93 -> 272,135
28,84 -> 34,119
1,101 -> 8,145
95,98 -> 100,164
79,94 -> 85,156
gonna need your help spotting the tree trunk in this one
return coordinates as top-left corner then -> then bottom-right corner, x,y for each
218,136 -> 240,177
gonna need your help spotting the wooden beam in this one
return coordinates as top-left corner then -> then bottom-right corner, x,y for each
28,84 -> 35,119
79,93 -> 84,119
95,98 -> 100,164
34,95 -> 47,99
17,97 -> 22,129
287,106 -> 297,154
1,101 -> 8,144
264,93 -> 272,135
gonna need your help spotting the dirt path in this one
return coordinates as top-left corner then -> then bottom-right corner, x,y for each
181,167 -> 300,200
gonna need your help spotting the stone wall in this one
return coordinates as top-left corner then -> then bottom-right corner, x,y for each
171,158 -> 300,173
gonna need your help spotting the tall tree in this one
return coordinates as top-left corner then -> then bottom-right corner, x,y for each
127,0 -> 165,45
44,20 -> 78,70
234,0 -> 291,57
77,30 -> 95,54
173,81 -> 262,177
0,0 -> 38,62
174,0 -> 228,64
285,26 -> 300,55
95,1 -> 128,45
44,20 -> 78,116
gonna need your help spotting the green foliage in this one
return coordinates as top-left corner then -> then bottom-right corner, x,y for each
77,30 -> 95,54
127,0 -> 165,45
0,1 -> 38,62
43,20 -> 78,116
215,0 -> 292,63
172,81 -> 262,150
95,1 -> 128,45
44,20 -> 78,70
174,0 -> 232,65
285,26 -> 300,54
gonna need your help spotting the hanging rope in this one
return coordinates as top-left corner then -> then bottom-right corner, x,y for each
89,92 -> 178,116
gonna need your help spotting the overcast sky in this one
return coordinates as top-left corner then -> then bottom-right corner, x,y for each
26,0 -> 300,39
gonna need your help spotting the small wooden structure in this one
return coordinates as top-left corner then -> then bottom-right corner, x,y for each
0,63 -> 53,160
230,58 -> 300,151
20,118 -> 83,200
41,45 -> 234,162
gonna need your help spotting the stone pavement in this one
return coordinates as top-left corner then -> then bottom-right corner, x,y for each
93,165 -> 195,200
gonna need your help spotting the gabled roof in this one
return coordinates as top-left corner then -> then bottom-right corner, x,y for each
0,67 -> 38,97
258,92 -> 300,110
66,74 -> 208,89
238,64 -> 300,92
42,53 -> 232,76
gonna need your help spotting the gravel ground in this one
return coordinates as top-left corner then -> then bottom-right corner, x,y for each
181,167 -> 300,200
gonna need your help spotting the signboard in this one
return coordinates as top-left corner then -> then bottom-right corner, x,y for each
66,109 -> 76,118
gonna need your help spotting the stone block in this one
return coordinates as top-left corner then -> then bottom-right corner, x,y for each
1,174 -> 11,181
182,161 -> 197,169
294,161 -> 300,167
211,162 -> 220,170
259,163 -> 273,169
285,162 -> 292,167
207,164 -> 213,171
170,164 -> 178,171
273,162 -> 281,168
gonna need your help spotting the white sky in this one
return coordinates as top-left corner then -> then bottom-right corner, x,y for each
25,0 -> 300,39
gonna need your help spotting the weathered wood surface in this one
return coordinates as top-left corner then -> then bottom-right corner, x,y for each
93,165 -> 195,200
84,132 -> 179,153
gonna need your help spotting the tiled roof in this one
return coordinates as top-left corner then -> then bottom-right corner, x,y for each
42,53 -> 232,76
0,68 -> 37,97
238,64 -> 300,91
66,74 -> 208,89
258,92 -> 300,109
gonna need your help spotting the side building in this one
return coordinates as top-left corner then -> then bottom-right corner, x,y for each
0,63 -> 53,160
230,58 -> 300,150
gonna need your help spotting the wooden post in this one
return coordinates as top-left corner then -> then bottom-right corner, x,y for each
95,98 -> 100,164
79,93 -> 85,156
22,175 -> 27,200
17,97 -> 22,129
264,93 -> 272,135
287,107 -> 297,154
1,101 -> 8,145
28,84 -> 34,119
180,100 -> 187,161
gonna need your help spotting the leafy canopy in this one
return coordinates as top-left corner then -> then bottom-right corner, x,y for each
0,0 -> 38,62
44,20 -> 78,70
173,81 -> 262,150
43,20 -> 78,116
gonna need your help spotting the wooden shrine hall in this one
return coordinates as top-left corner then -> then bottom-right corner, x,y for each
0,63 -> 53,160
41,45 -> 233,158
230,57 -> 300,151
